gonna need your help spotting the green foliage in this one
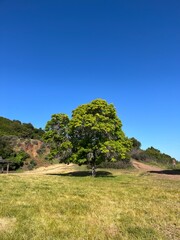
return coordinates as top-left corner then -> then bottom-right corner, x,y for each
0,136 -> 30,169
132,146 -> 176,166
27,159 -> 37,170
69,99 -> 132,168
97,159 -> 132,169
0,117 -> 45,170
36,143 -> 47,155
43,114 -> 72,162
145,147 -> 175,164
130,137 -> 141,149
9,151 -> 30,170
44,99 -> 132,171
0,136 -> 14,159
0,116 -> 44,139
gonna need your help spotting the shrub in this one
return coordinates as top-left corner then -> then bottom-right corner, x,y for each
9,151 -> 30,170
37,143 -> 47,155
97,159 -> 132,169
27,160 -> 37,170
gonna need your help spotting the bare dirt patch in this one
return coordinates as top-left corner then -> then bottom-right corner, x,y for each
132,160 -> 162,171
132,160 -> 180,180
0,217 -> 16,232
23,163 -> 76,175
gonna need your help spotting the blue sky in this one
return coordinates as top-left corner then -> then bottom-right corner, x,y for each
0,0 -> 180,160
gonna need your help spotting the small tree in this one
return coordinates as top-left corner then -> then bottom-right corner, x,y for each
43,114 -> 72,162
130,137 -> 141,149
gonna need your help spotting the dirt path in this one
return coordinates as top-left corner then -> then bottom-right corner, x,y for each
132,160 -> 162,171
132,160 -> 180,180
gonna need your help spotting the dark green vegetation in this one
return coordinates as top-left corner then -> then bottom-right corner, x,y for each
44,99 -> 132,175
0,117 -> 46,170
0,117 -> 44,139
0,136 -> 29,169
0,169 -> 179,240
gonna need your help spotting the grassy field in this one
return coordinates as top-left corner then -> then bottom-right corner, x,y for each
0,167 -> 179,240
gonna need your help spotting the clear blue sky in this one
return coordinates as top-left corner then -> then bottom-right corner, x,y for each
0,0 -> 180,160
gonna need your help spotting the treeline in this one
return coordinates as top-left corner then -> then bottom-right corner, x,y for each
130,137 -> 176,166
0,117 -> 44,139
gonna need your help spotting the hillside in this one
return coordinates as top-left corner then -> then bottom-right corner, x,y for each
0,117 -> 49,170
130,138 -> 177,168
0,116 -> 44,139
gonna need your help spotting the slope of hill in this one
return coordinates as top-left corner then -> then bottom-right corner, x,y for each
0,117 -> 49,170
13,138 -> 50,168
130,138 -> 177,168
0,116 -> 44,139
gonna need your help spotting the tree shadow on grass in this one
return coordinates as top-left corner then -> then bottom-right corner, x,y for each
148,169 -> 180,175
47,170 -> 115,177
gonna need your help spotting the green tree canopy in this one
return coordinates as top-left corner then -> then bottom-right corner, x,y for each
43,114 -> 72,162
69,99 -> 132,175
44,99 -> 132,176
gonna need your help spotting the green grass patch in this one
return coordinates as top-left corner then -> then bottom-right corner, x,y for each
0,169 -> 179,240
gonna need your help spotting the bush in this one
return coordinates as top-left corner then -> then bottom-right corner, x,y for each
0,136 -> 15,159
131,152 -> 147,161
9,151 -> 30,170
27,160 -> 37,170
97,159 -> 132,169
37,143 -> 47,155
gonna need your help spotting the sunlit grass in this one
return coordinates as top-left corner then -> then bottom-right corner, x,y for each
0,168 -> 179,240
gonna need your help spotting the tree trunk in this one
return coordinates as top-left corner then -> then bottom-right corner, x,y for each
91,165 -> 96,177
7,163 -> 9,174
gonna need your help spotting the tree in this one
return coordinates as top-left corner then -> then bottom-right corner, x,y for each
129,137 -> 142,159
43,114 -> 72,162
0,137 -> 30,170
130,137 -> 141,149
68,99 -> 132,176
44,99 -> 132,176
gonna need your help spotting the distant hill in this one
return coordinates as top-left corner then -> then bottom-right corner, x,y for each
0,116 -> 44,139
